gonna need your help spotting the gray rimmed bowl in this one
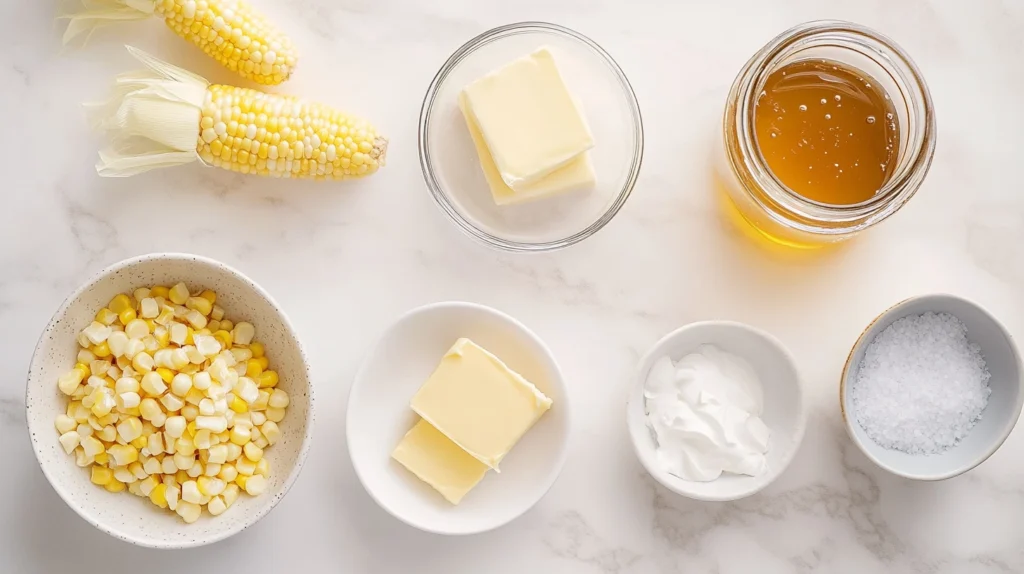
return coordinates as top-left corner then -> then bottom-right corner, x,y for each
840,294 -> 1023,480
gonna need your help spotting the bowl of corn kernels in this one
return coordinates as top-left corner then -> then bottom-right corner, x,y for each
25,253 -> 314,548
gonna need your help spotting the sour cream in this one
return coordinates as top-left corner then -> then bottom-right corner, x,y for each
644,344 -> 771,482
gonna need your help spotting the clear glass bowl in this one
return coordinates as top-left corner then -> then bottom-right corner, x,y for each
419,22 -> 644,252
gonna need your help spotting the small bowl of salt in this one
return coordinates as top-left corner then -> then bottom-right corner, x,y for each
841,294 -> 1024,480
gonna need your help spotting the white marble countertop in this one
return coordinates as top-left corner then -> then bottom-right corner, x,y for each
3,0 -> 1024,572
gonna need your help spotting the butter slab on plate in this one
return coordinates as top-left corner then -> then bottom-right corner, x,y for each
347,302 -> 570,535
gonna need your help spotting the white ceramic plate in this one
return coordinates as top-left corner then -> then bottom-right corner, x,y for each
841,294 -> 1023,480
347,302 -> 569,534
26,254 -> 314,548
627,321 -> 806,501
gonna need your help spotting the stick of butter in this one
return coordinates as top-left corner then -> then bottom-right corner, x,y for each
410,338 -> 553,470
459,92 -> 595,205
391,419 -> 490,505
460,47 -> 594,190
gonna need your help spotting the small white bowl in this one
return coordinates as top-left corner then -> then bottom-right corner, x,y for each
840,294 -> 1023,480
626,321 -> 806,502
347,302 -> 569,534
26,253 -> 314,548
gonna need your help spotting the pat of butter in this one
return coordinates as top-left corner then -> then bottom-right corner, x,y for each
391,419 -> 490,505
459,92 -> 595,205
411,338 -> 553,470
461,48 -> 594,189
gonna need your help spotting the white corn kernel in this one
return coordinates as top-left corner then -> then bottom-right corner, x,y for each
90,360 -> 111,378
117,391 -> 141,410
191,371 -> 212,391
169,322 -> 188,346
170,373 -> 193,397
222,483 -> 240,506
196,416 -> 228,433
77,423 -> 93,437
185,309 -> 208,330
194,334 -> 221,357
132,352 -> 155,373
181,480 -> 201,504
165,416 -> 187,438
166,484 -> 180,511
235,456 -> 256,476
175,501 -> 201,523
139,398 -> 162,421
199,398 -> 215,416
55,414 -> 76,434
57,369 -> 84,395
207,495 -> 227,516
115,377 -> 139,394
181,404 -> 199,421
116,417 -> 143,442
225,443 -> 243,462
250,411 -> 267,426
188,460 -> 205,478
162,456 -> 178,475
97,425 -> 116,442
124,338 -> 145,360
236,377 -> 259,404
174,452 -> 195,471
268,389 -> 289,409
147,432 -> 164,455
140,298 -> 159,318
83,321 -> 112,344
241,474 -> 266,496
81,435 -> 105,457
153,348 -> 172,369
143,456 -> 162,476
265,407 -> 285,423
124,319 -> 150,340
161,393 -> 185,412
140,372 -> 167,396
194,429 -> 212,450
230,348 -> 253,363
232,322 -> 255,346
58,431 -> 80,454
204,462 -> 222,477
114,467 -> 135,484
77,349 -> 97,364
261,421 -> 281,445
75,448 -> 93,467
243,441 -> 263,462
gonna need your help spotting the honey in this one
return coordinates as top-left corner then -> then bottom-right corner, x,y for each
754,59 -> 899,205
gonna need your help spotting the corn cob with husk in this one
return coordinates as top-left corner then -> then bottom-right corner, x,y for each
89,47 -> 387,179
63,0 -> 298,85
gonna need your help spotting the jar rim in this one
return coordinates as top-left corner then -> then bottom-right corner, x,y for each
726,20 -> 937,231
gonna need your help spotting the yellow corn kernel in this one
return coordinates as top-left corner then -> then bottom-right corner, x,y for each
244,359 -> 263,378
255,457 -> 269,477
91,465 -> 113,486
176,469 -> 190,484
169,282 -> 190,305
150,285 -> 169,299
95,308 -> 118,325
229,396 -> 248,413
213,330 -> 232,348
255,356 -> 269,370
108,444 -> 139,466
92,342 -> 111,358
219,319 -> 234,332
109,294 -> 132,314
130,435 -> 147,449
248,342 -> 264,358
149,483 -> 168,508
74,363 -> 92,378
257,370 -> 278,388
94,452 -> 109,466
186,296 -> 213,316
155,367 -> 175,384
155,327 -> 170,348
118,307 -> 137,325
105,479 -> 126,493
200,290 -> 216,304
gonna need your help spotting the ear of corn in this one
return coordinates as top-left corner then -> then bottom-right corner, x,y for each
89,46 -> 387,180
63,0 -> 298,85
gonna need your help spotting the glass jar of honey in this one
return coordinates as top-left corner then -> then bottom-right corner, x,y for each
720,21 -> 936,248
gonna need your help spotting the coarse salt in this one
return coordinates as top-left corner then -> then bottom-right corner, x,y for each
850,311 -> 991,455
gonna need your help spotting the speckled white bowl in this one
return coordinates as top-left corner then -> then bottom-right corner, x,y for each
25,253 -> 314,548
840,294 -> 1023,480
